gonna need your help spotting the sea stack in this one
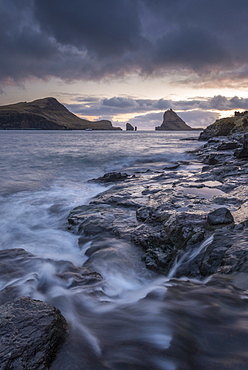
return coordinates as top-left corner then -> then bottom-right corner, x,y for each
155,109 -> 192,131
126,122 -> 134,131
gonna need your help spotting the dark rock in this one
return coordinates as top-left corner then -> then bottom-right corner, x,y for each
56,270 -> 102,288
243,133 -> 248,148
91,172 -> 128,183
136,206 -> 153,222
69,204 -> 138,241
203,153 -> 220,165
234,147 -> 248,158
180,137 -> 199,141
155,109 -> 192,131
0,249 -> 104,306
217,141 -> 240,150
133,210 -> 207,275
234,133 -> 248,158
67,132 -> 248,279
175,228 -> 248,278
0,297 -> 67,369
126,122 -> 134,131
163,163 -> 180,170
207,207 -> 234,225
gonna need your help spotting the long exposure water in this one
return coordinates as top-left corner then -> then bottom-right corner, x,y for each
1,130 -> 248,369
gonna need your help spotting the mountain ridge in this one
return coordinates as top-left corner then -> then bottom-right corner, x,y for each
0,97 -> 122,130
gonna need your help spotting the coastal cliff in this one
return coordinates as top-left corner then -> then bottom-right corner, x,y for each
199,110 -> 248,140
155,109 -> 192,131
0,97 -> 122,130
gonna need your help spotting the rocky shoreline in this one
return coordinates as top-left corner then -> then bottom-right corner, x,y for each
69,132 -> 248,281
2,131 -> 248,368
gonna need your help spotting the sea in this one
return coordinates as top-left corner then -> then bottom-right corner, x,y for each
1,130 -> 247,370
0,130 -> 200,262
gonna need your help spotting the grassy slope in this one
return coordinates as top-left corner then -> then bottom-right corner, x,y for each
0,97 -> 119,130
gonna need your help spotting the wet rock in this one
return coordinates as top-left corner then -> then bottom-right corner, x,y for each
203,153 -> 221,165
163,163 -> 180,170
234,132 -> 248,158
244,132 -> 248,148
91,172 -> 128,183
132,211 -> 207,275
69,204 -> 138,241
0,249 -> 104,305
207,207 -> 234,225
234,148 -> 248,158
89,181 -> 148,209
174,227 -> 248,278
0,297 -> 67,369
136,206 -> 153,222
56,269 -> 102,288
217,141 -> 240,150
67,131 -> 248,279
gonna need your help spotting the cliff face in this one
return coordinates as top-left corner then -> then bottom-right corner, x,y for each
0,97 -> 122,130
155,109 -> 192,131
199,111 -> 248,140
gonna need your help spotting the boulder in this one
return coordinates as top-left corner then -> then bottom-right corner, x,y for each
207,207 -> 234,225
133,210 -> 206,275
234,133 -> 248,158
0,297 -> 67,369
217,141 -> 240,150
91,172 -> 128,183
235,147 -> 248,158
203,153 -> 220,165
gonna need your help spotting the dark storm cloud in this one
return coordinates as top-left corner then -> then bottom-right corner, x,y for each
155,27 -> 230,70
33,0 -> 142,57
2,0 -> 248,83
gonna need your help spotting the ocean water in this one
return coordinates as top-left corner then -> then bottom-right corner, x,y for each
1,130 -> 248,370
0,130 -> 200,261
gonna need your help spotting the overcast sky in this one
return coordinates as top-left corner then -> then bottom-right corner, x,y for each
1,0 -> 248,129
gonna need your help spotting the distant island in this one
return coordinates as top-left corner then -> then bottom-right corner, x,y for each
126,122 -> 137,131
155,109 -> 193,131
0,97 -> 122,130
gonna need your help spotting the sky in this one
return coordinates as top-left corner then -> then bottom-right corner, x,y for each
1,0 -> 248,130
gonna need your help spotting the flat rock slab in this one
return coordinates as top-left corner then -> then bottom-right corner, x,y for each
0,297 -> 67,369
